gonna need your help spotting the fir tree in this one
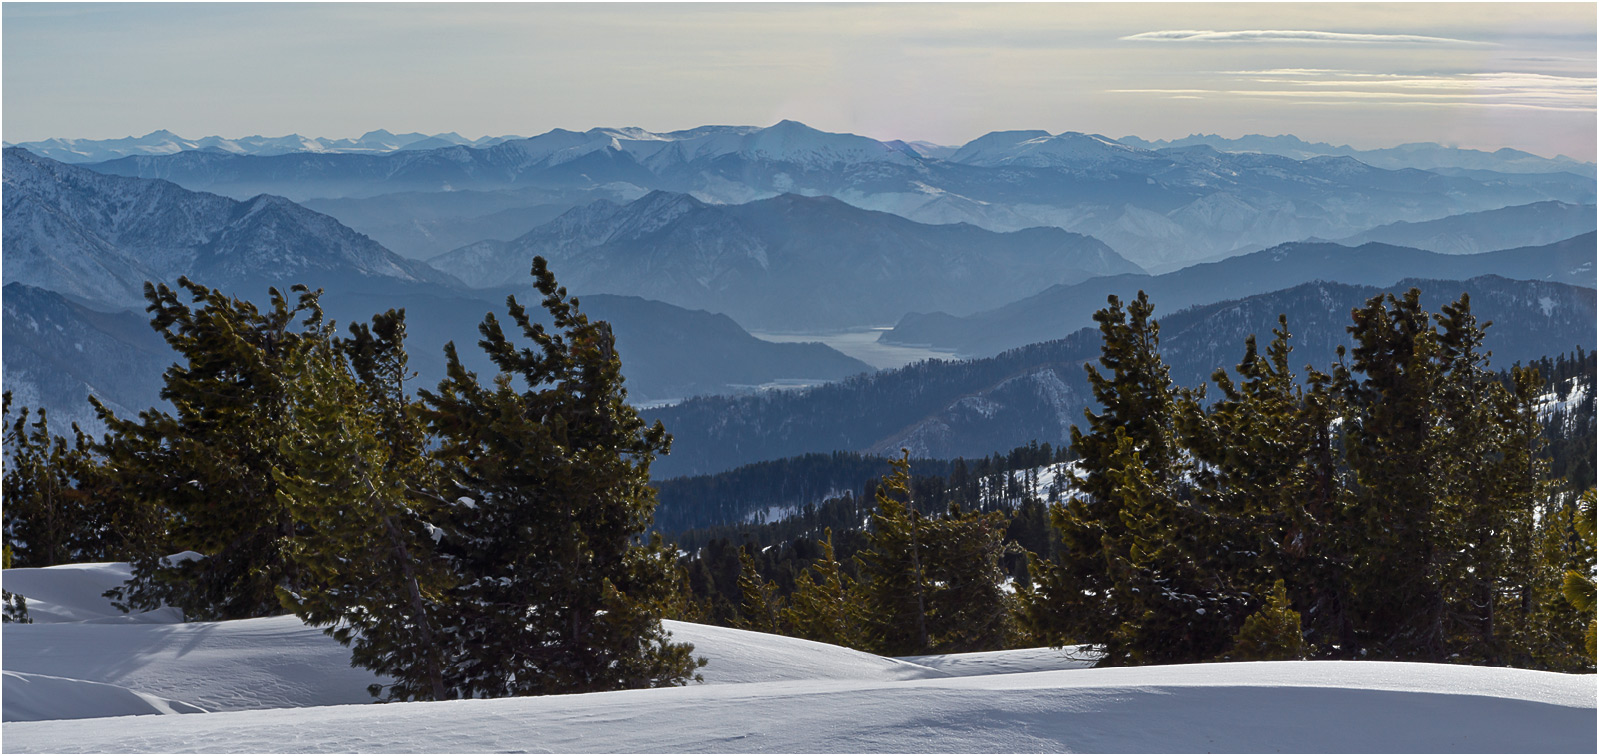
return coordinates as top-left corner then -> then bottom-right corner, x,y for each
273,313 -> 455,701
1336,288 -> 1451,660
855,449 -> 932,656
94,280 -> 332,621
783,529 -> 865,648
2,395 -> 103,567
1226,579 -> 1306,661
1021,292 -> 1208,665
736,548 -> 787,634
420,256 -> 701,697
1562,491 -> 1597,661
2,544 -> 31,624
925,504 -> 1016,653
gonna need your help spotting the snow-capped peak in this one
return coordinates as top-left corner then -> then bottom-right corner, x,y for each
950,130 -> 1151,168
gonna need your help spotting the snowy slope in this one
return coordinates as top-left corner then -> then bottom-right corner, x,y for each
4,560 -> 1594,752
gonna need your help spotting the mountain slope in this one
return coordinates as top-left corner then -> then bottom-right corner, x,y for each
2,148 -> 458,310
72,121 -> 1594,271
430,191 -> 1142,329
650,276 -> 1597,476
885,233 -> 1599,356
2,150 -> 875,418
1,284 -> 174,434
1117,133 -> 1598,177
1334,200 -> 1597,254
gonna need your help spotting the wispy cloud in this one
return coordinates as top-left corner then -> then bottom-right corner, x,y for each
1122,29 -> 1495,46
1111,68 -> 1596,112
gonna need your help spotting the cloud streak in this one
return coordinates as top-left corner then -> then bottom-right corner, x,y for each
1109,67 -> 1596,113
1123,29 -> 1495,46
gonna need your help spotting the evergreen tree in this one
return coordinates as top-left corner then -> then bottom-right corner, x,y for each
782,529 -> 865,647
1226,580 -> 1306,661
925,504 -> 1016,652
736,547 -> 788,634
1179,318 -> 1353,658
97,280 -> 332,621
273,312 -> 455,701
855,449 -> 931,656
1561,490 -> 1596,661
420,256 -> 701,697
1021,292 -> 1208,665
1336,288 -> 1452,660
2,395 -> 105,567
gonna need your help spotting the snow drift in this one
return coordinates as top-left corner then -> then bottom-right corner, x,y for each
4,559 -> 1593,752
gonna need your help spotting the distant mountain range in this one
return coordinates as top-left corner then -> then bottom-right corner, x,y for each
300,185 -> 636,260
0,151 -> 875,428
883,232 -> 1599,356
2,147 -> 455,309
54,121 -> 1594,269
21,126 -> 1592,176
1117,133 -> 1597,177
428,191 -> 1142,330
648,276 -> 1598,477
1332,201 -> 1596,255
4,129 -> 526,164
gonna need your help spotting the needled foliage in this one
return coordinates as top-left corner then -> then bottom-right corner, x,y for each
1020,291 -> 1224,665
274,310 -> 455,702
95,280 -> 330,621
783,529 -> 866,648
1227,580 -> 1306,661
854,450 -> 932,656
420,256 -> 702,697
1019,287 -> 1588,671
2,393 -> 117,567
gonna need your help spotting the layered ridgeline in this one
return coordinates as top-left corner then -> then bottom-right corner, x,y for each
5,129 -> 527,163
1,151 -> 871,429
428,191 -> 1141,330
299,185 -> 631,260
2,147 -> 454,310
1333,200 -> 1596,255
886,233 -> 1598,356
1117,132 -> 1598,176
70,121 -> 1594,268
648,276 -> 1597,477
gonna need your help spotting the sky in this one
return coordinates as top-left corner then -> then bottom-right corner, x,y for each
3,2 -> 1595,160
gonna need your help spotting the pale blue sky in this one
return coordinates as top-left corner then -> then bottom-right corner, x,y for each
4,2 -> 1595,159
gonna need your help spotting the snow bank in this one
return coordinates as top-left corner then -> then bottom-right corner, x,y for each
6,559 -> 1594,753
1,561 -> 939,719
899,645 -> 1099,676
6,662 -> 1593,753
2,561 -> 182,623
3,671 -> 206,722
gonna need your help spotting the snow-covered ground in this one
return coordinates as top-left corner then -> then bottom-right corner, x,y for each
4,560 -> 1594,753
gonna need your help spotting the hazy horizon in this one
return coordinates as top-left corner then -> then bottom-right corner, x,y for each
4,2 -> 1594,161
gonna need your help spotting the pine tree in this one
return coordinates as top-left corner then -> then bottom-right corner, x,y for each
1560,490 -> 1596,663
1179,317 -> 1354,658
3,395 -> 97,567
925,504 -> 1016,653
1020,292 -> 1204,665
782,529 -> 865,647
855,449 -> 932,656
96,280 -> 332,621
273,312 -> 455,702
736,548 -> 787,634
2,544 -> 31,624
1226,580 -> 1306,661
1336,288 -> 1452,660
420,256 -> 701,697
